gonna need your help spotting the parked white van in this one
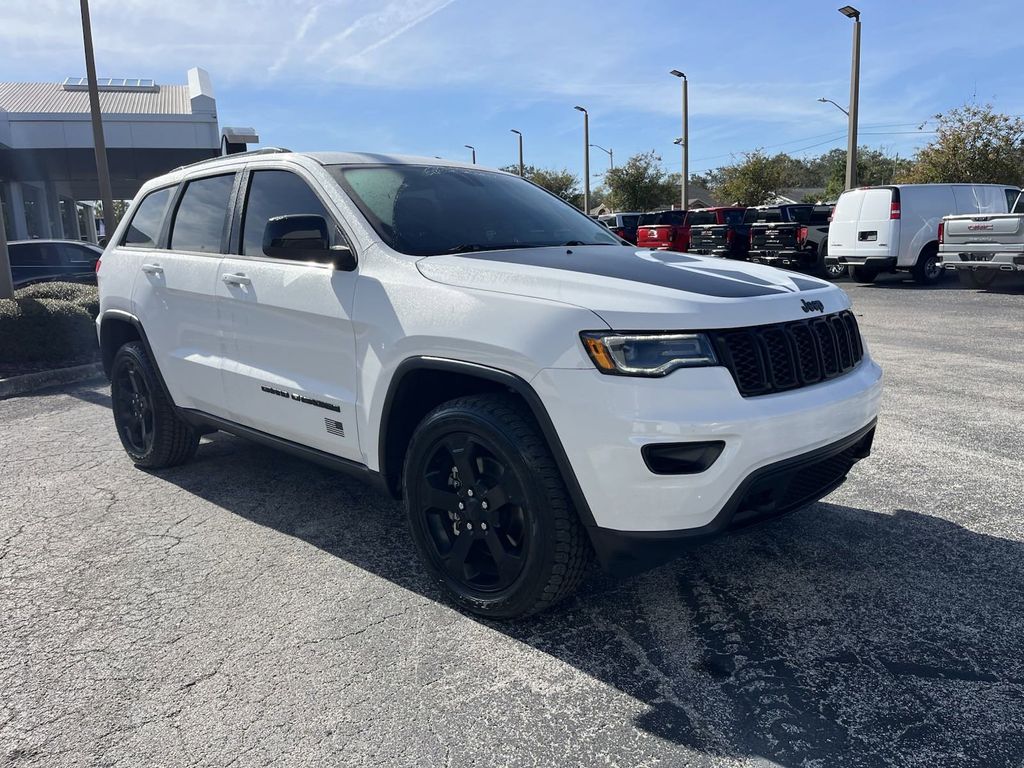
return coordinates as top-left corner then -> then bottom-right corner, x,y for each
826,184 -> 1020,284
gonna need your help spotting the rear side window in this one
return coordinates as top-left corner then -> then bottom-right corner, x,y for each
9,242 -> 58,266
1006,189 -> 1020,212
1014,194 -> 1024,214
122,187 -> 173,248
241,170 -> 333,258
724,210 -> 745,225
170,174 -> 235,254
56,243 -> 98,264
620,215 -> 640,229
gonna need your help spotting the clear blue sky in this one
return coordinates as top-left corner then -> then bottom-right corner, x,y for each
3,0 -> 1021,183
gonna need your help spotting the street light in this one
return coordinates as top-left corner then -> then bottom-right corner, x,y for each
80,0 -> 116,242
464,144 -> 476,164
817,97 -> 849,116
670,69 -> 688,210
590,143 -> 613,171
839,5 -> 861,189
574,106 -> 590,214
510,129 -> 524,176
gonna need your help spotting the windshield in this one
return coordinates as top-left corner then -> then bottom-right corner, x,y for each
329,164 -> 620,256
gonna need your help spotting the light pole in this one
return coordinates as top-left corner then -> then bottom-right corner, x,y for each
574,106 -> 590,214
510,130 -> 524,176
670,70 -> 688,210
464,144 -> 476,164
839,5 -> 861,189
590,143 -> 613,172
80,0 -> 116,242
817,96 -> 849,116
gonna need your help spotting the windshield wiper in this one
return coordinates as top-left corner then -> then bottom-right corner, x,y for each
563,240 -> 616,246
446,243 -> 530,254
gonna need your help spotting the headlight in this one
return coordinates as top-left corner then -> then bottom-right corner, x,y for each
580,331 -> 718,377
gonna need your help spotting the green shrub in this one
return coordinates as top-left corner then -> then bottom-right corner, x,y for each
0,297 -> 98,364
15,281 -> 97,305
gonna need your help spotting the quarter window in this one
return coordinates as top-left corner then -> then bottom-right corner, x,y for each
241,170 -> 333,258
170,174 -> 235,254
122,186 -> 173,248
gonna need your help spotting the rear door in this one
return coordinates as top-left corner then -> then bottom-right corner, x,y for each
8,242 -> 60,287
132,173 -> 235,415
217,166 -> 360,460
853,188 -> 896,260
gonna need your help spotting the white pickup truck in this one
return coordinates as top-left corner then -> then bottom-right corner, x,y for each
940,191 -> 1024,287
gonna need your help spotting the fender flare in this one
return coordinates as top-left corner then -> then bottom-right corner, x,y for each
378,356 -> 598,528
98,310 -> 175,404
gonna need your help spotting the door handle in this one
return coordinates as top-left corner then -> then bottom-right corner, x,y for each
141,263 -> 163,274
221,273 -> 252,286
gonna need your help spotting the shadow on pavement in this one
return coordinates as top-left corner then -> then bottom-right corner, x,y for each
149,432 -> 1024,768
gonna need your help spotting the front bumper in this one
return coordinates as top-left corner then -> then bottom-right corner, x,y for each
531,358 -> 882,536
588,420 -> 876,573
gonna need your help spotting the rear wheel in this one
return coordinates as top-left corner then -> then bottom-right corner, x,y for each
912,245 -> 944,285
959,269 -> 998,288
403,393 -> 591,618
851,265 -> 878,283
111,342 -> 199,468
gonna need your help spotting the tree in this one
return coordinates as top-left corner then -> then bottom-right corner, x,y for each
709,150 -> 789,206
820,147 -> 913,199
899,102 -> 1024,186
603,151 -> 677,212
500,165 -> 585,208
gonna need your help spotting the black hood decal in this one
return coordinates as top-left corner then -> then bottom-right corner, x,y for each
453,247 -> 812,298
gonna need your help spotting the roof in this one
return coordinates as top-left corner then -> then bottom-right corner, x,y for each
307,151 -> 483,170
0,82 -> 193,115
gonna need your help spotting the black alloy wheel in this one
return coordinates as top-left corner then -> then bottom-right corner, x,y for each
113,358 -> 155,456
403,393 -> 590,618
416,432 -> 529,592
110,342 -> 199,468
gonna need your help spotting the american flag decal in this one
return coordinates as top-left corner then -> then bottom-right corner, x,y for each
324,418 -> 345,437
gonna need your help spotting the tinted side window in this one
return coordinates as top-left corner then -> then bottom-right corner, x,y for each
170,174 -> 235,254
1014,194 -> 1024,214
9,242 -> 54,265
1006,189 -> 1020,212
724,210 -> 745,225
242,171 -> 332,258
122,187 -> 173,248
621,215 -> 640,229
56,243 -> 98,264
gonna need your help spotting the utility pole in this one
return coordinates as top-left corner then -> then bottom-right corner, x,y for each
839,6 -> 862,190
574,106 -> 590,214
0,203 -> 13,299
510,130 -> 524,176
670,70 -> 688,209
80,0 -> 116,242
590,144 -> 613,172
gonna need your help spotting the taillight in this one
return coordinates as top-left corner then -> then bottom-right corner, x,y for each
726,229 -> 734,244
938,222 -> 944,244
890,201 -> 901,220
797,226 -> 808,245
95,259 -> 102,273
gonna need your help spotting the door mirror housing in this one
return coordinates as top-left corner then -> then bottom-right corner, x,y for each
329,244 -> 357,271
262,214 -> 356,270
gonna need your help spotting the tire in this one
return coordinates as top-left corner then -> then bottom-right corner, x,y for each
402,393 -> 591,618
959,269 -> 998,288
851,265 -> 878,283
110,342 -> 199,468
911,245 -> 944,285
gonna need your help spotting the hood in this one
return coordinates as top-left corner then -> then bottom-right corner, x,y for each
416,245 -> 845,330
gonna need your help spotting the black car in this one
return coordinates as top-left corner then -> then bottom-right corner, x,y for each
8,240 -> 103,288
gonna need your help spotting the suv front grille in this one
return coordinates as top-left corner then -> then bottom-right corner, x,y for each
710,310 -> 864,397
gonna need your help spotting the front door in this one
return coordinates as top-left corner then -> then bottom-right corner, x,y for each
217,167 -> 360,461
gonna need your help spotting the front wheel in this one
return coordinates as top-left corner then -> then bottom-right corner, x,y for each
403,394 -> 591,618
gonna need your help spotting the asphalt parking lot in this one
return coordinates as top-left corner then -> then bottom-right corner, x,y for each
2,274 -> 1023,768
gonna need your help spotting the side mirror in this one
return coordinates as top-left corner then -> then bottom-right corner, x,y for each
329,244 -> 357,271
263,214 -> 331,261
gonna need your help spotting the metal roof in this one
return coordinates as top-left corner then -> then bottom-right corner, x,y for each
0,82 -> 193,115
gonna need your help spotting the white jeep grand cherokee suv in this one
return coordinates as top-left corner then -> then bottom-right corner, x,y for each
97,150 -> 882,618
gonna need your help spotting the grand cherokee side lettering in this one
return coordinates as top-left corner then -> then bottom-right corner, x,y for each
260,385 -> 341,413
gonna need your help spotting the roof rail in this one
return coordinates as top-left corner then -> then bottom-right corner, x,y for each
174,147 -> 292,172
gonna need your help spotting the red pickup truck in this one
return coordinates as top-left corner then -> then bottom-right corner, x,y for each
636,207 -> 746,252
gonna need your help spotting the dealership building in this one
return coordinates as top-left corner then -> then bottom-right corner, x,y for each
0,67 -> 244,243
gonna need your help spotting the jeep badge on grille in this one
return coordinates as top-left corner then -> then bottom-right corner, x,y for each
801,299 -> 825,313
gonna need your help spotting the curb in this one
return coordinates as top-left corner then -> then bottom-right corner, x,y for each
0,362 -> 105,400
